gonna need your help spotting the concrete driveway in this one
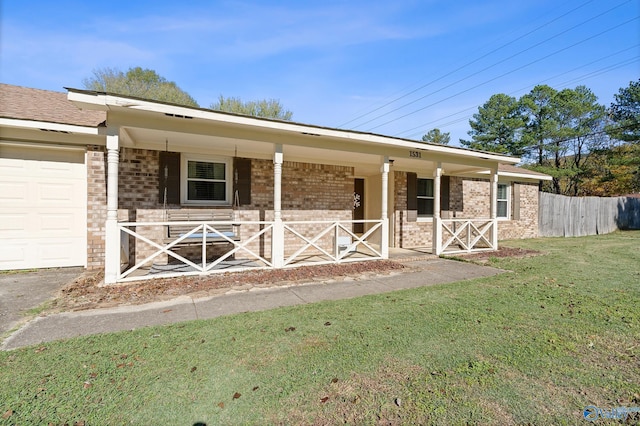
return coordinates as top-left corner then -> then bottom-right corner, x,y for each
0,267 -> 84,337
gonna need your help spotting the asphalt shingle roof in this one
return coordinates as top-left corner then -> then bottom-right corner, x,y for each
498,163 -> 550,178
0,84 -> 548,181
0,84 -> 105,127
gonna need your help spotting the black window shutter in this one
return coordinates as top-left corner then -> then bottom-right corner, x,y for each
440,175 -> 450,212
406,172 -> 417,222
234,157 -> 252,206
159,151 -> 180,204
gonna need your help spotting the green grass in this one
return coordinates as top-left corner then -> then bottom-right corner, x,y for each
0,268 -> 37,275
1,231 -> 639,425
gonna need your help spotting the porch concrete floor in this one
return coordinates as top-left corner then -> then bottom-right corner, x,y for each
125,246 -> 405,280
388,246 -> 435,259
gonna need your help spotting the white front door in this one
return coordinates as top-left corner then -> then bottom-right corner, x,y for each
0,144 -> 87,270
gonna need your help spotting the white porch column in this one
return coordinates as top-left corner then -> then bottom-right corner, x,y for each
490,166 -> 499,250
432,162 -> 442,255
380,157 -> 389,259
104,128 -> 120,284
272,144 -> 284,268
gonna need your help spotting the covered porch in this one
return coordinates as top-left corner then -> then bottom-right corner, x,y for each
68,89 -> 518,284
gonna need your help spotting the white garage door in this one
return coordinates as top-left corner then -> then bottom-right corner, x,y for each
0,144 -> 87,270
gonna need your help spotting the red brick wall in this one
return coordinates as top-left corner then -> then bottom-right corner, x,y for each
393,171 -> 433,248
86,147 -> 163,269
87,148 -> 540,267
88,149 -> 356,268
498,182 -> 539,240
119,148 -> 160,210
86,146 -> 107,270
239,159 -> 353,210
237,159 -> 354,257
392,171 -> 540,249
283,161 -> 353,210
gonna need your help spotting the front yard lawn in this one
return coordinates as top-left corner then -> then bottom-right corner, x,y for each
1,231 -> 639,425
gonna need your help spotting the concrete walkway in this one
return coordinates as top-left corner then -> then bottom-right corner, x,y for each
0,267 -> 84,336
1,258 -> 504,351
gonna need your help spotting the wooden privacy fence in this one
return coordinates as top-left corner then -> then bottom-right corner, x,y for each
539,192 -> 640,237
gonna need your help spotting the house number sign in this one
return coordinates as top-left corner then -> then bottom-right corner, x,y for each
409,150 -> 422,158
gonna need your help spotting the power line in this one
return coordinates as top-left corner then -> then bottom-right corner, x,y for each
401,58 -> 638,145
335,0 -> 597,128
358,2 -> 634,131
364,16 -> 639,133
396,45 -> 640,139
344,1 -> 632,131
513,121 -> 638,155
401,57 -> 639,140
553,57 -> 639,89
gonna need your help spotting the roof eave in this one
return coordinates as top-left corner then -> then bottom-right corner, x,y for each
0,117 -> 102,135
480,169 -> 553,181
66,88 -> 520,165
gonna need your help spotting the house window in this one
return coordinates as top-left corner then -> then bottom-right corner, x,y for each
497,183 -> 509,219
182,155 -> 231,205
417,178 -> 434,217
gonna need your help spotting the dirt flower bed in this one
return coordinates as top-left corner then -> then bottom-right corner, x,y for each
49,261 -> 406,312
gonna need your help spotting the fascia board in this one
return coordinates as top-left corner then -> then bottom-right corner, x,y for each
0,117 -> 101,135
477,169 -> 553,181
67,89 -> 520,165
500,171 -> 553,181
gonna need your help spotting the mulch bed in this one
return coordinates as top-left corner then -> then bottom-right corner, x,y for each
46,247 -> 542,313
49,260 -> 406,312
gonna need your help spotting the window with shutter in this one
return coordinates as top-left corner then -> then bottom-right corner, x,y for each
407,173 -> 450,220
417,178 -> 434,217
181,154 -> 232,205
497,183 -> 510,219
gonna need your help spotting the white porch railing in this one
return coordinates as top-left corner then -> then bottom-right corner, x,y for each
283,220 -> 384,267
117,220 -> 274,282
116,219 -> 385,282
439,218 -> 497,254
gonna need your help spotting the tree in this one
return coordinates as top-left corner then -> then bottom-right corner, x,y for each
460,93 -> 526,155
607,79 -> 640,143
580,143 -> 640,195
82,67 -> 199,107
550,86 -> 606,195
421,128 -> 450,145
582,80 -> 640,196
520,85 -> 606,194
211,95 -> 293,120
457,83 -> 632,195
520,85 -> 559,165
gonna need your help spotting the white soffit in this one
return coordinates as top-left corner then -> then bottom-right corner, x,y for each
0,117 -> 101,135
478,168 -> 553,181
67,89 -> 520,165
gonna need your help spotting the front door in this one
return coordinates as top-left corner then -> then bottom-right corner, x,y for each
353,178 -> 365,234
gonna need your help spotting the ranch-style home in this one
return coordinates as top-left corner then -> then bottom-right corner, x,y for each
0,84 -> 551,284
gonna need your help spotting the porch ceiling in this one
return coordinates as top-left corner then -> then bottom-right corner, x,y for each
68,88 -> 520,177
120,126 -> 386,175
119,125 -> 494,177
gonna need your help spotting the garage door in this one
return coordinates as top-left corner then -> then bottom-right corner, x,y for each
0,144 -> 87,270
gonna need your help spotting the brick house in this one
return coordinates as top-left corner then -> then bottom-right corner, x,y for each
0,84 -> 550,284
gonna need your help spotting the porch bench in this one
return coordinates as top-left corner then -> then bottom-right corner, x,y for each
163,209 -> 240,246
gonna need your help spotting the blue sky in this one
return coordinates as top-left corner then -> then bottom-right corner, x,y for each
1,0 -> 638,145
